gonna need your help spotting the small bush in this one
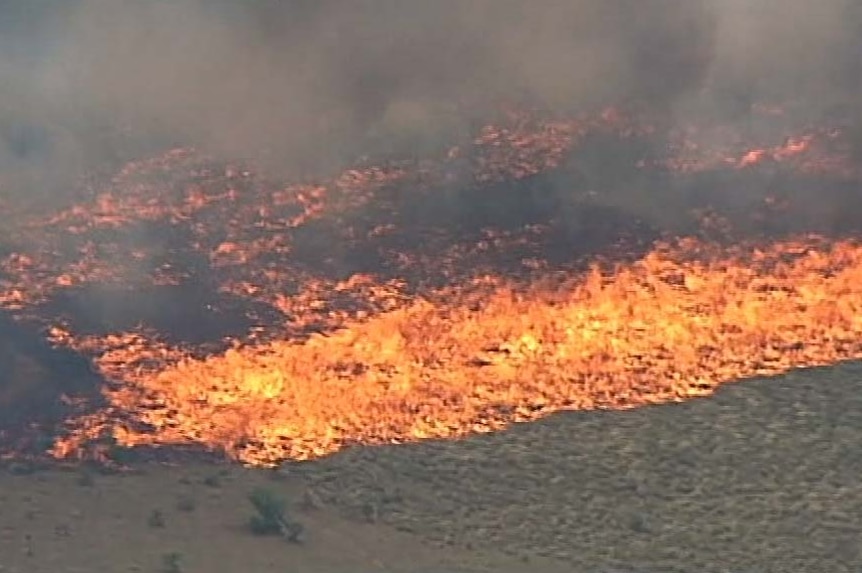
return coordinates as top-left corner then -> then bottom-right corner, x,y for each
161,552 -> 182,573
247,487 -> 303,542
148,510 -> 166,528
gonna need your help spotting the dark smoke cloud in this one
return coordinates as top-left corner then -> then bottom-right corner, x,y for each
0,0 -> 858,188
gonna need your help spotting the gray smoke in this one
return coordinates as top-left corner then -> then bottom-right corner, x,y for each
677,0 -> 861,121
0,0 -> 858,190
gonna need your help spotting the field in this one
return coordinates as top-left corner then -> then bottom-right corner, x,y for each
2,361 -> 862,572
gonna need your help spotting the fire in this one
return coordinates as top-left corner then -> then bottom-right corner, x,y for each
51,235 -> 862,467
1,102 -> 860,467
736,135 -> 812,168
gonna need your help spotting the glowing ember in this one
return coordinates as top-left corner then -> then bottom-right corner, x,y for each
736,135 -> 812,168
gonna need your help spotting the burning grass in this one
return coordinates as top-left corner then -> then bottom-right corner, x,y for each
52,234 -> 862,466
0,102 -> 858,467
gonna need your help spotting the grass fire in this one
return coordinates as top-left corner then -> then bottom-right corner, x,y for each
1,2 -> 861,571
0,103 -> 859,468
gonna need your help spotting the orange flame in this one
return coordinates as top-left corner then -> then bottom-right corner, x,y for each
736,135 -> 813,168
48,235 -> 862,467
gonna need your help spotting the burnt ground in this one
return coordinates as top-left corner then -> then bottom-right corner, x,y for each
0,312 -> 105,447
0,361 -> 860,573
36,283 -> 287,350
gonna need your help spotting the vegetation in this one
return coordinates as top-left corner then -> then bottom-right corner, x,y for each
247,487 -> 303,542
160,551 -> 183,573
148,509 -> 166,528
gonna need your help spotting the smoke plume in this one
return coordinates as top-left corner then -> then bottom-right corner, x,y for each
0,0 -> 858,189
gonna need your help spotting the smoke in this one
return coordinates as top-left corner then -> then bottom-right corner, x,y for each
0,0 -> 858,189
676,0 -> 861,121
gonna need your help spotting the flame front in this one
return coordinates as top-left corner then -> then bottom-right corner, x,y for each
48,235 -> 862,466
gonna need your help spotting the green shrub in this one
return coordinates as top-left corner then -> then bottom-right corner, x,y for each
247,487 -> 303,542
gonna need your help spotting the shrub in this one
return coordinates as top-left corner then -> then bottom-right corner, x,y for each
247,487 -> 304,542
